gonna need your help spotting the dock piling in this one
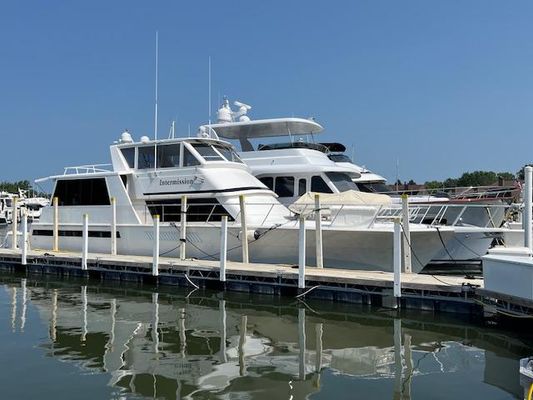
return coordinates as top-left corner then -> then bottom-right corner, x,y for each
298,215 -> 306,289
180,196 -> 187,260
220,215 -> 228,282
314,194 -> 323,269
401,194 -> 412,273
82,214 -> 89,270
111,197 -> 117,256
239,195 -> 249,264
11,197 -> 18,250
53,197 -> 59,252
21,211 -> 27,266
393,218 -> 402,300
152,215 -> 160,277
525,166 -> 532,251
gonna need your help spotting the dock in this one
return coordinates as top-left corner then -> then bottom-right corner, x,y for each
2,247 -> 529,319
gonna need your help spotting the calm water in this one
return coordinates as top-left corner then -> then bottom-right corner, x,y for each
0,271 -> 532,400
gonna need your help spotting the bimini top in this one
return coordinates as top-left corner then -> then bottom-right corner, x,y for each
207,118 -> 324,140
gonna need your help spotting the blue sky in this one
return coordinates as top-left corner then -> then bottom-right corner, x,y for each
1,1 -> 532,184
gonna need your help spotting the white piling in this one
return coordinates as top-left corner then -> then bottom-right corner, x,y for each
239,195 -> 249,263
393,218 -> 402,300
401,194 -> 412,273
525,166 -> 533,252
314,194 -> 323,268
21,211 -> 28,266
81,214 -> 89,270
152,215 -> 160,277
53,197 -> 59,252
111,197 -> 117,256
180,196 -> 187,260
298,215 -> 306,289
220,215 -> 228,282
11,197 -> 18,250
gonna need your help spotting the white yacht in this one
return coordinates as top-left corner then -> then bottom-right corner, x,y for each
25,128 -> 453,273
18,189 -> 49,221
209,99 -> 509,265
0,192 -> 16,224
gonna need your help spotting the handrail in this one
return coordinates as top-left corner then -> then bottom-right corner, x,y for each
63,164 -> 113,175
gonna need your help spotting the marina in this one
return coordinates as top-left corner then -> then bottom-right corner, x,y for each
2,2 -> 533,398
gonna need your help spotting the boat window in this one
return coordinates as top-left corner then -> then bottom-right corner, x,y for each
157,144 -> 181,168
311,176 -> 333,193
192,143 -> 224,161
53,178 -> 110,206
183,147 -> 201,167
120,147 -> 135,168
356,182 -> 390,193
328,154 -> 352,163
298,178 -> 307,196
274,176 -> 294,197
326,172 -> 358,192
146,198 -> 233,223
138,146 -> 156,169
212,144 -> 243,163
259,177 -> 274,190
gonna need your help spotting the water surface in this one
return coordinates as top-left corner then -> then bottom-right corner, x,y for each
0,269 -> 532,400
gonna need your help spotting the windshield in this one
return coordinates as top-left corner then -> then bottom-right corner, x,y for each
212,145 -> 244,163
356,182 -> 390,193
191,143 -> 224,161
328,154 -> 352,163
325,172 -> 358,192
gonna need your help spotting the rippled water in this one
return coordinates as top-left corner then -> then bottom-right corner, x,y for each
0,269 -> 532,400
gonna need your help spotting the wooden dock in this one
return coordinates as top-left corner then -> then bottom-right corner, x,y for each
0,247 -> 496,316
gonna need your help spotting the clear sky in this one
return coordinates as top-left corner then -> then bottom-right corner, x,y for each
1,1 -> 532,185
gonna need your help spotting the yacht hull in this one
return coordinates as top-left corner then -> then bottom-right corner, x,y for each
28,224 -> 453,273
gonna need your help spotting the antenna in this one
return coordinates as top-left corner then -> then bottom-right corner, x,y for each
208,56 -> 212,125
154,31 -> 159,171
154,31 -> 159,140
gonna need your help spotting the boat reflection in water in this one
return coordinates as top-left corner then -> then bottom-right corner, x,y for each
1,274 -> 531,400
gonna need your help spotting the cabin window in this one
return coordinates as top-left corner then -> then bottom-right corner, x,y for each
120,147 -> 135,168
212,145 -> 243,163
259,177 -> 274,190
138,146 -> 156,169
183,147 -> 201,167
298,179 -> 307,196
53,178 -> 110,206
157,144 -> 181,168
326,172 -> 357,192
311,176 -> 333,193
146,198 -> 233,223
192,143 -> 224,161
274,176 -> 294,197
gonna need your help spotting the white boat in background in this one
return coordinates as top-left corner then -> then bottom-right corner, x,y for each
209,99 -> 513,265
18,189 -> 49,221
0,192 -> 17,224
23,125 -> 454,273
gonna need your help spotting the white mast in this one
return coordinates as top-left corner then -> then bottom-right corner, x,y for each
208,56 -> 212,126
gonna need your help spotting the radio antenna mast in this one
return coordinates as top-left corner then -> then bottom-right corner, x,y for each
208,56 -> 212,126
154,31 -> 159,140
154,31 -> 159,170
